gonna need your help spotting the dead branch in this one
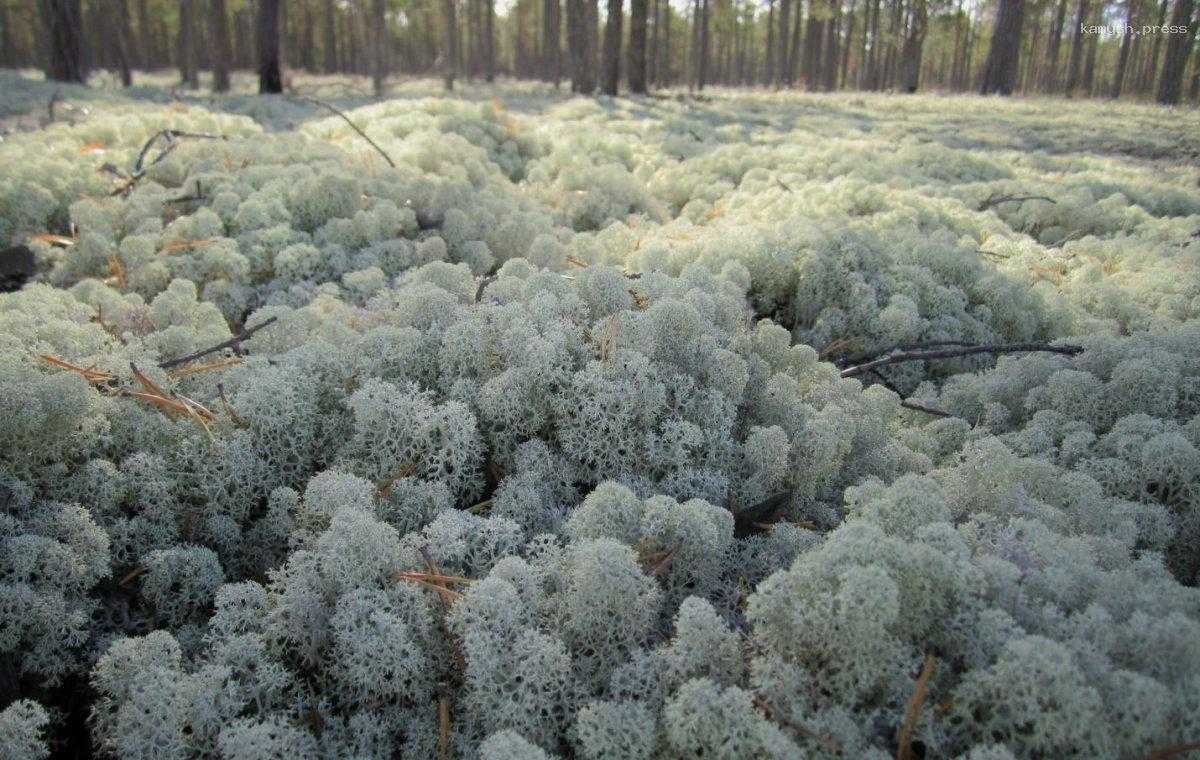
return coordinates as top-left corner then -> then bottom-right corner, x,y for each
753,694 -> 843,755
840,342 -> 1084,380
293,95 -> 396,168
896,655 -> 936,760
158,316 -> 278,370
1139,742 -> 1200,760
110,130 -> 226,197
866,369 -> 953,418
978,193 -> 1057,211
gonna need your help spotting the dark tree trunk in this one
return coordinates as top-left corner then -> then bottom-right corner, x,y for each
980,0 -> 1025,94
1040,0 -> 1068,89
178,0 -> 200,88
114,0 -> 134,86
648,0 -> 660,83
209,0 -> 232,91
1110,0 -> 1138,96
763,0 -> 776,83
323,0 -> 338,73
776,0 -> 792,85
1138,0 -> 1169,89
40,0 -> 87,82
484,0 -> 495,80
543,0 -> 561,83
660,0 -> 670,83
1081,2 -> 1099,94
788,0 -> 804,85
629,0 -> 648,91
372,0 -> 386,94
257,0 -> 283,93
443,0 -> 458,89
601,0 -> 622,93
1064,0 -> 1089,92
1157,0 -> 1196,102
840,0 -> 857,86
899,0 -> 928,91
137,0 -> 154,66
823,4 -> 841,89
696,0 -> 710,88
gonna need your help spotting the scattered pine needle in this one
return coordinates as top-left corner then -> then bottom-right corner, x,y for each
117,566 -> 147,587
566,254 -> 589,268
166,356 -> 242,378
29,233 -> 76,247
1139,742 -> 1200,760
896,654 -> 936,760
128,363 -> 215,434
159,238 -> 214,254
37,355 -> 116,385
376,462 -> 417,498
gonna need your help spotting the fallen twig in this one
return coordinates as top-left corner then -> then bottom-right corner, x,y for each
840,342 -> 1083,379
865,369 -> 953,418
1139,742 -> 1200,760
158,316 -> 278,370
978,193 -> 1057,211
896,654 -> 936,760
753,695 -> 842,754
293,95 -> 396,168
110,129 -> 226,197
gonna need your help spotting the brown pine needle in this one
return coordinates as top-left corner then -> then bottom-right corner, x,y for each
376,462 -> 418,499
1139,742 -> 1200,760
158,238 -> 214,254
437,694 -> 451,760
566,254 -> 589,268
107,254 -> 127,290
37,355 -> 116,385
117,566 -> 147,587
896,654 -> 936,760
78,140 -> 106,155
29,233 -> 76,247
166,357 -> 243,378
216,382 -> 248,427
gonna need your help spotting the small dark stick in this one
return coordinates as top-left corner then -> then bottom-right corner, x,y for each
840,342 -> 1084,380
978,193 -> 1057,211
158,316 -> 278,370
292,95 -> 396,168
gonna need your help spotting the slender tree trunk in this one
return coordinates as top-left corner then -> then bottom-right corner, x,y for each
258,0 -> 283,92
980,0 -> 1025,94
789,0 -> 804,84
764,0 -> 776,83
1110,0 -> 1138,96
1040,0 -> 1068,89
777,0 -> 793,85
601,0 -> 622,93
323,0 -> 337,73
1081,1 -> 1100,94
899,0 -> 927,91
649,0 -> 661,83
372,0 -> 386,95
823,4 -> 840,89
1064,0 -> 1089,92
113,0 -> 134,86
484,0 -> 495,80
661,0 -> 670,83
209,0 -> 231,91
840,0 -> 856,86
629,0 -> 649,91
1139,0 -> 1169,90
543,0 -> 561,83
443,0 -> 458,89
178,0 -> 199,88
1157,0 -> 1196,102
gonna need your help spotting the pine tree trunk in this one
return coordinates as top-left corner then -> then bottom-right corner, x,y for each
788,0 -> 804,85
209,0 -> 231,91
1081,5 -> 1099,94
840,0 -> 856,86
697,0 -> 710,88
1138,0 -> 1168,90
601,0 -> 622,93
629,0 -> 649,91
543,0 -> 561,83
258,0 -> 283,92
1040,0 -> 1068,90
763,0 -> 776,83
899,0 -> 927,91
980,0 -> 1025,94
323,0 -> 337,73
1157,0 -> 1196,103
372,0 -> 386,95
485,0 -> 495,80
1110,0 -> 1138,96
178,0 -> 198,88
1064,0 -> 1089,92
41,0 -> 87,82
443,0 -> 458,89
776,0 -> 792,85
114,0 -> 134,86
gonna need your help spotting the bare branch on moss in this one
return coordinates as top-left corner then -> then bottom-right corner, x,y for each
1139,741 -> 1200,760
978,193 -> 1057,211
896,654 -> 936,760
110,130 -> 226,197
293,95 -> 396,168
158,316 -> 278,370
840,342 -> 1084,379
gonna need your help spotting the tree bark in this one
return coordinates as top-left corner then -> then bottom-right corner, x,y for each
114,0 -> 134,86
899,0 -> 928,91
1040,0 -> 1068,89
1110,0 -> 1138,96
323,0 -> 337,73
1081,1 -> 1100,94
543,0 -> 561,83
484,0 -> 495,80
980,0 -> 1025,94
1157,0 -> 1196,102
629,0 -> 648,91
178,0 -> 199,88
443,0 -> 458,89
696,0 -> 710,88
601,0 -> 623,93
776,0 -> 793,85
209,0 -> 232,91
257,0 -> 283,92
1064,0 -> 1089,91
40,0 -> 87,82
372,0 -> 386,95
